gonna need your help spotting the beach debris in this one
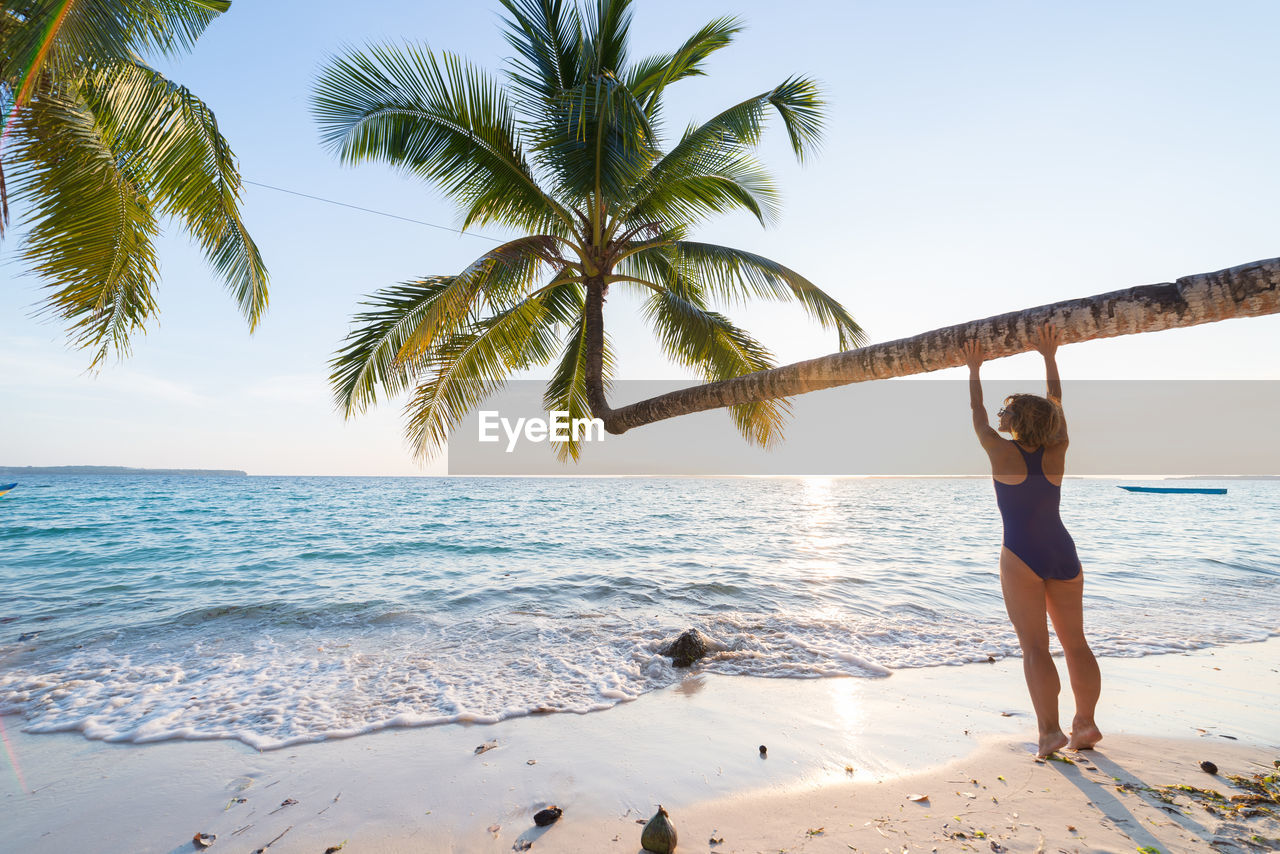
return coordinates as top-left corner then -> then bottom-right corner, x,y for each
533,806 -> 562,826
488,824 -> 501,835
1201,760 -> 1219,774
660,628 -> 713,667
759,745 -> 767,757
231,825 -> 253,837
192,832 -> 216,848
323,843 -> 346,854
988,841 -> 1007,852
806,827 -> 825,836
640,805 -> 678,854
251,825 -> 291,854
475,739 -> 498,755
317,791 -> 342,816
907,793 -> 929,803
267,798 -> 297,815
513,841 -> 533,852
224,796 -> 248,810
986,655 -> 996,663
526,759 -> 536,765
999,711 -> 1013,717
845,765 -> 855,774
709,832 -> 725,844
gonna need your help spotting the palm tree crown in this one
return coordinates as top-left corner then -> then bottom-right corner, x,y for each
317,0 -> 864,461
0,0 -> 267,366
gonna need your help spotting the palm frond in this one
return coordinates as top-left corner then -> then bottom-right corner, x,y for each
403,281 -> 582,461
334,238 -> 577,418
1,0 -> 228,90
621,77 -> 823,225
81,58 -> 267,329
312,42 -> 573,232
11,83 -> 160,367
768,75 -> 825,162
398,235 -> 571,362
498,0 -> 583,108
534,70 -> 656,209
638,284 -> 789,447
625,149 -> 780,228
581,0 -> 632,76
330,277 -> 458,418
626,16 -> 742,118
673,241 -> 865,350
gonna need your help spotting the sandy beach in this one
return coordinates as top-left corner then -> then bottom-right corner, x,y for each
5,638 -> 1276,853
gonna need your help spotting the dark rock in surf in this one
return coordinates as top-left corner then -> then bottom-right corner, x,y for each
661,629 -> 712,668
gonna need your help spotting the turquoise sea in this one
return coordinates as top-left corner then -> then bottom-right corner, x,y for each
1,476 -> 1277,749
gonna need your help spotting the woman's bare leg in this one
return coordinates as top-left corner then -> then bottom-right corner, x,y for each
1046,570 -> 1102,749
1000,548 -> 1069,756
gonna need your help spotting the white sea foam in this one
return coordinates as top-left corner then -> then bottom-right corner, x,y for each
2,603 -> 1276,749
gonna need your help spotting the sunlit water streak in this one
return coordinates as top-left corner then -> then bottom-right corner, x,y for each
1,476 -> 1276,749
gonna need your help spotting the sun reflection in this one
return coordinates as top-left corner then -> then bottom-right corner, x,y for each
828,678 -> 868,778
792,477 -> 842,569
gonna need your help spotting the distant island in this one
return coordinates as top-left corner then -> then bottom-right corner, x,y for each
0,466 -> 247,477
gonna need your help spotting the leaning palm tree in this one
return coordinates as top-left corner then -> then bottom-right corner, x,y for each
318,0 -> 864,461
0,0 -> 267,366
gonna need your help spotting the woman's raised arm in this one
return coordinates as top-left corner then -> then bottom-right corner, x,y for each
1033,322 -> 1063,403
962,340 -> 1002,451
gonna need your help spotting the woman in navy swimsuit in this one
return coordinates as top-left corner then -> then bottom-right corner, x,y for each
962,323 -> 1102,758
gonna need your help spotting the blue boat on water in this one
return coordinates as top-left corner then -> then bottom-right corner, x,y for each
0,482 -> 16,498
1118,485 -> 1227,495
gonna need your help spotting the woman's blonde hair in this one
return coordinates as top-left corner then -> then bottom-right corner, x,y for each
1002,393 -> 1062,447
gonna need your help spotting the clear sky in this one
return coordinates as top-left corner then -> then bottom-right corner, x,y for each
3,0 -> 1278,475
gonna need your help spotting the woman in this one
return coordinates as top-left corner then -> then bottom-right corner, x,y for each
962,323 -> 1102,757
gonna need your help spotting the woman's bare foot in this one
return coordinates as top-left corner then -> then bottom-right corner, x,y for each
1068,721 -> 1103,750
1038,730 -> 1069,758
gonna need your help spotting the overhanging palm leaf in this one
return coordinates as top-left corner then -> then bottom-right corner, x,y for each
12,85 -> 161,366
0,0 -> 228,88
82,59 -> 267,328
319,0 -> 861,462
2,0 -> 267,365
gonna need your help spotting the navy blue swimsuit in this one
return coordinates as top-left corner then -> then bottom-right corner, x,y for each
993,444 -> 1081,580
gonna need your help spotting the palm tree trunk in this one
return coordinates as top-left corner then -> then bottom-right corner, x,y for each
596,256 -> 1280,435
583,276 -> 615,420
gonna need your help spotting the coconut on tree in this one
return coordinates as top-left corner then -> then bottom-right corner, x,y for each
0,0 -> 267,366
318,0 -> 865,461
